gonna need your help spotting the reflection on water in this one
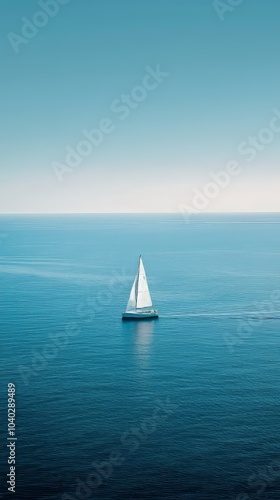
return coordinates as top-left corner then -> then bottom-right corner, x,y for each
134,320 -> 155,359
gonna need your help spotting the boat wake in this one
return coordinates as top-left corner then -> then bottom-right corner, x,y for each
160,312 -> 280,319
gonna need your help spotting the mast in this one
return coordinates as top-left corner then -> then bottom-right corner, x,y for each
135,255 -> 141,309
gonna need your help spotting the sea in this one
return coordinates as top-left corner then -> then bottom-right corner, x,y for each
0,213 -> 280,500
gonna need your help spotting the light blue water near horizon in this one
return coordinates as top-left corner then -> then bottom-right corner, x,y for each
1,213 -> 280,500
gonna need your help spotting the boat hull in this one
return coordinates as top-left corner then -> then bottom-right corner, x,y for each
122,310 -> 159,320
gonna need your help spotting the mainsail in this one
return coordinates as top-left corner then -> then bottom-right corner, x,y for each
135,257 -> 152,308
126,256 -> 152,311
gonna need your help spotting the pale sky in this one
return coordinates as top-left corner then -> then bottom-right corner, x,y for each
1,0 -> 280,213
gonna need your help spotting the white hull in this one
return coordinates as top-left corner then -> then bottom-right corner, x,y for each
122,309 -> 158,320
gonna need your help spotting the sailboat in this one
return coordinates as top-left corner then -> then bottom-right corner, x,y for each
122,256 -> 159,320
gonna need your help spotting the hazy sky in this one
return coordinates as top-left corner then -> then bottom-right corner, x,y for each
1,0 -> 280,213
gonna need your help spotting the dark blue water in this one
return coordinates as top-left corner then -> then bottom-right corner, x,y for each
1,214 -> 280,500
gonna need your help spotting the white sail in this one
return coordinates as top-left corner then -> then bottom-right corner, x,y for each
125,256 -> 153,312
135,257 -> 152,309
126,275 -> 137,311
123,256 -> 158,318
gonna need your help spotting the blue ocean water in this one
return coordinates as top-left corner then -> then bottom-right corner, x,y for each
1,213 -> 280,500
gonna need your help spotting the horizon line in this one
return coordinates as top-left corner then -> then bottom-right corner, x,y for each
0,211 -> 280,216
